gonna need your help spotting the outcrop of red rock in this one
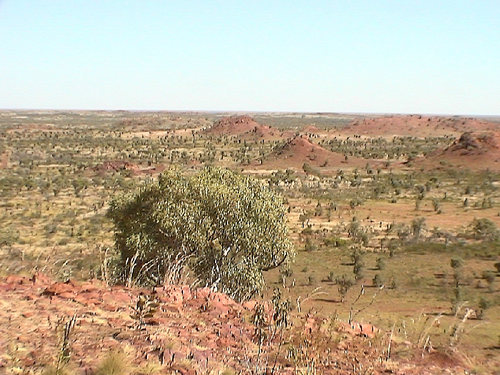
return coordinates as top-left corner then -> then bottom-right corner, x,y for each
0,274 -> 467,374
444,131 -> 500,155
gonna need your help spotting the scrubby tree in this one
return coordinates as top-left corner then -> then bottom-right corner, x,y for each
376,257 -> 386,270
348,218 -> 370,246
450,257 -> 464,314
477,297 -> 491,319
336,274 -> 355,302
107,167 -> 295,301
411,217 -> 426,241
351,247 -> 365,281
304,237 -> 317,252
373,273 -> 384,287
494,262 -> 500,273
469,218 -> 500,242
431,198 -> 441,213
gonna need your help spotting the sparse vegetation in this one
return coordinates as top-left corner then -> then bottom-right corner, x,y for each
1,111 -> 499,373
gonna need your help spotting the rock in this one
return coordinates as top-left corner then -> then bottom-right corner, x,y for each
58,291 -> 76,300
6,275 -> 26,285
30,273 -> 51,286
171,365 -> 196,375
163,304 -> 182,314
208,300 -> 230,318
195,287 -> 212,300
242,301 -> 257,310
42,282 -> 75,296
102,291 -> 131,305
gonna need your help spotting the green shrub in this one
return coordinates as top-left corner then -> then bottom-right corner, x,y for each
326,271 -> 335,282
107,167 -> 295,301
477,297 -> 492,319
336,274 -> 354,302
376,257 -> 386,270
304,237 -> 317,252
469,218 -> 500,242
373,273 -> 384,287
324,236 -> 347,248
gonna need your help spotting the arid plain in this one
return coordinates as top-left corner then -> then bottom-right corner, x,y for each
1,110 -> 499,374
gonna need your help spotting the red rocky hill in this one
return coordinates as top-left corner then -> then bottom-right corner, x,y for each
259,135 -> 370,171
343,115 -> 500,137
204,115 -> 282,140
416,131 -> 500,171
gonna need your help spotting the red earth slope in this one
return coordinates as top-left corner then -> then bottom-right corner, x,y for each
0,274 -> 467,374
259,135 -> 370,171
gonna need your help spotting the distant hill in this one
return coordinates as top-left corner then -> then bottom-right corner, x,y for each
204,115 -> 282,140
258,135 -> 369,171
342,115 -> 500,137
415,131 -> 500,171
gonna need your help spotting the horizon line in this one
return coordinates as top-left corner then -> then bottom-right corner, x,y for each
1,108 -> 499,118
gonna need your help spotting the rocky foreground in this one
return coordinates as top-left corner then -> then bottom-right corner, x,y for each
0,274 -> 465,374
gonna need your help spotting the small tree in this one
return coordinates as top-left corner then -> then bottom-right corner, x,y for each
482,271 -> 496,292
351,248 -> 365,281
304,237 -> 317,252
411,217 -> 426,241
336,274 -> 355,302
477,297 -> 491,319
373,274 -> 384,287
432,198 -> 441,214
107,167 -> 295,301
494,262 -> 500,273
450,257 -> 464,314
376,257 -> 386,270
469,218 -> 500,242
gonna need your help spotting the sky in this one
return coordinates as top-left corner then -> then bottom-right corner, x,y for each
0,1 -> 499,115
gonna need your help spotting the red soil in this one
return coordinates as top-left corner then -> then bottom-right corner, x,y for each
0,151 -> 9,169
302,125 -> 321,134
343,115 -> 500,137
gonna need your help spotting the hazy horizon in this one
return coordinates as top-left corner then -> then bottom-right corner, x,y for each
1,1 -> 499,115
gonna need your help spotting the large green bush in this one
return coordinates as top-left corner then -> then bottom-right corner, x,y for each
107,167 -> 294,301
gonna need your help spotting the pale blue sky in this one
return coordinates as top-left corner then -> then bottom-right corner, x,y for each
0,1 -> 499,114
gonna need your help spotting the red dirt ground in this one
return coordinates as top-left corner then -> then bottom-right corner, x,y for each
0,274 -> 466,374
415,131 -> 500,171
0,151 -> 9,169
302,125 -> 321,134
343,115 -> 500,137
